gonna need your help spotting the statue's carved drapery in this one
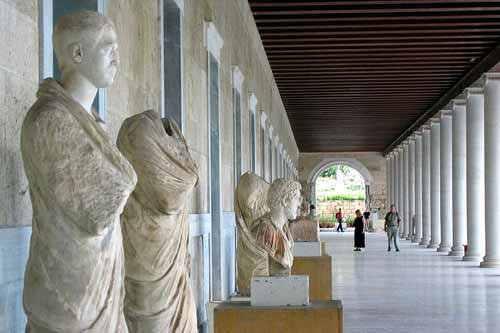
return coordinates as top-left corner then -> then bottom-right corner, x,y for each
21,79 -> 136,332
117,110 -> 198,333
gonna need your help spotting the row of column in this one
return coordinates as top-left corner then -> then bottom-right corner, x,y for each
386,72 -> 500,267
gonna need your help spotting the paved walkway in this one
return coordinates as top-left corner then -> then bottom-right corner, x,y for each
321,231 -> 500,333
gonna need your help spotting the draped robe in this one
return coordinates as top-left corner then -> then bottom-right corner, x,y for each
235,172 -> 270,296
21,79 -> 137,332
117,110 -> 198,333
251,216 -> 294,276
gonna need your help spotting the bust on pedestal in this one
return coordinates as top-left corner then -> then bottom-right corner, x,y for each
20,11 -> 136,332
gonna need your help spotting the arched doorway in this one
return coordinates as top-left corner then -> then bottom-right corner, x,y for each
307,158 -> 374,210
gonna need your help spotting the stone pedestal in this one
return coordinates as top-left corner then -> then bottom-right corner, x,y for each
321,241 -> 327,256
292,255 -> 333,301
251,276 -> 309,306
293,241 -> 322,257
213,301 -> 343,333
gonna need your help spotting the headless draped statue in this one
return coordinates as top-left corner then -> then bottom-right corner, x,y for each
236,174 -> 302,294
21,11 -> 136,332
117,110 -> 198,333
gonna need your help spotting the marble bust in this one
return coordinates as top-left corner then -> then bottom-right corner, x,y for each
21,11 -> 136,332
251,179 -> 302,276
235,172 -> 271,296
117,110 -> 198,333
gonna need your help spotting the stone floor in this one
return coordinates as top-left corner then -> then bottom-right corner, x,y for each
321,231 -> 500,333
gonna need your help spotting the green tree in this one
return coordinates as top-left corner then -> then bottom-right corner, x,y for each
319,164 -> 349,178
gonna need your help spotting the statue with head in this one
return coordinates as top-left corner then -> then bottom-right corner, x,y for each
251,179 -> 302,276
53,10 -> 118,114
21,11 -> 135,332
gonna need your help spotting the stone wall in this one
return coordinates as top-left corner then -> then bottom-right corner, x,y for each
317,200 -> 366,220
0,0 -> 299,330
0,0 -> 38,330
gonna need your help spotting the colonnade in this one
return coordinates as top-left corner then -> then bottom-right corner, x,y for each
386,72 -> 500,267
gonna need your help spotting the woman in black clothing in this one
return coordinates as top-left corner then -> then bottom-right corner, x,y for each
353,209 -> 366,251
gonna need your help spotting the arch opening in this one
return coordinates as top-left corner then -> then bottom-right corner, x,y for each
307,158 -> 374,220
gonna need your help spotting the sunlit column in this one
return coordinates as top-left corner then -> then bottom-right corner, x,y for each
414,131 -> 423,243
398,146 -> 405,237
463,86 -> 485,262
450,97 -> 467,256
403,142 -> 410,239
438,110 -> 453,253
482,72 -> 500,268
429,118 -> 441,249
409,136 -> 416,241
421,125 -> 431,246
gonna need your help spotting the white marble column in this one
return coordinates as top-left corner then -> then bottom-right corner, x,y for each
399,146 -> 405,237
386,155 -> 391,211
463,86 -> 485,262
409,137 -> 416,241
429,119 -> 441,249
421,125 -> 431,246
482,72 -> 500,268
414,131 -> 423,243
450,97 -> 467,256
394,150 -> 399,213
403,142 -> 410,239
438,110 -> 453,253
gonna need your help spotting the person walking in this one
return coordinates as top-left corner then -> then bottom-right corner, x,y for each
335,208 -> 344,232
353,209 -> 366,251
385,204 -> 400,252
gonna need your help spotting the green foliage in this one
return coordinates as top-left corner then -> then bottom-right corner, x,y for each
317,191 -> 365,201
319,165 -> 349,178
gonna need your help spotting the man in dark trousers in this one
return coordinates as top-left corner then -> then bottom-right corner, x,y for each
336,208 -> 344,232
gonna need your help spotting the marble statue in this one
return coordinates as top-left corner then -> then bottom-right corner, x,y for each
251,179 -> 302,276
235,172 -> 271,296
20,11 -> 136,332
117,110 -> 198,333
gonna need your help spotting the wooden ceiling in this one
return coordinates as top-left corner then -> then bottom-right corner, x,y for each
248,0 -> 500,152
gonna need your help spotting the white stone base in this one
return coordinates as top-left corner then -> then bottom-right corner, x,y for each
293,241 -> 322,257
251,275 -> 309,306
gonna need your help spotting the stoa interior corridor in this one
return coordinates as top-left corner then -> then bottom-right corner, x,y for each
322,231 -> 500,333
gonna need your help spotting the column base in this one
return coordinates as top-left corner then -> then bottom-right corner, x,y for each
427,243 -> 439,249
419,238 -> 430,246
437,246 -> 451,253
462,255 -> 483,262
480,258 -> 500,268
448,250 -> 464,256
405,236 -> 411,240
411,236 -> 419,243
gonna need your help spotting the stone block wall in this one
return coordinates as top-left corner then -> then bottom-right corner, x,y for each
317,200 -> 366,221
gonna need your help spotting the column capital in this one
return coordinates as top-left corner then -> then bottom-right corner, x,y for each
440,109 -> 453,118
421,124 -> 431,132
452,94 -> 466,107
409,136 -> 416,143
414,130 -> 423,137
430,116 -> 441,124
484,71 -> 500,84
465,86 -> 484,97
